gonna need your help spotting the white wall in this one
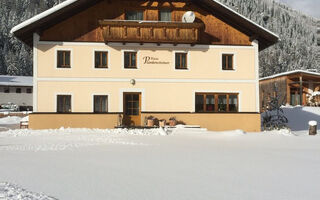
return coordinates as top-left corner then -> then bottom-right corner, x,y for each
0,86 -> 33,106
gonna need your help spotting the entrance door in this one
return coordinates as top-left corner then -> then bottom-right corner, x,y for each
123,93 -> 141,126
290,88 -> 301,106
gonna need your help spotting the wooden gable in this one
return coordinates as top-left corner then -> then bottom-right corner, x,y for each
39,0 -> 252,46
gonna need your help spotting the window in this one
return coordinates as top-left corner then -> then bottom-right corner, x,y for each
57,95 -> 72,113
218,95 -> 227,112
175,53 -> 188,70
4,88 -> 10,93
124,51 -> 137,69
95,51 -> 108,68
126,10 -> 144,20
222,54 -> 234,70
27,88 -> 32,94
94,95 -> 108,113
16,88 -> 21,93
125,93 -> 140,116
159,10 -> 171,21
57,50 -> 71,68
229,94 -> 238,112
195,93 -> 238,112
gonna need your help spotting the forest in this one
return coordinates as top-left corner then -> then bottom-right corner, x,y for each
0,0 -> 319,77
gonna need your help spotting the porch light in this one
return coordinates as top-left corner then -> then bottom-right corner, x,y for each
130,79 -> 136,85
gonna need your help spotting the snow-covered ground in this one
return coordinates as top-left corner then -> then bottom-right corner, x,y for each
0,107 -> 319,199
0,127 -> 320,200
282,106 -> 320,131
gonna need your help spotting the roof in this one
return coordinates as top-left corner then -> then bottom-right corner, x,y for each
260,70 -> 320,81
10,0 -> 279,50
0,76 -> 33,87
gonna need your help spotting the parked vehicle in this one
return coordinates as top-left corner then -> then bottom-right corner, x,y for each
0,102 -> 19,112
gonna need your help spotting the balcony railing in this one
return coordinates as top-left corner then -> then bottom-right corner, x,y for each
99,20 -> 204,44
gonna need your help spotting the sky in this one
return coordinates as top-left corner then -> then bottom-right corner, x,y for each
278,0 -> 320,19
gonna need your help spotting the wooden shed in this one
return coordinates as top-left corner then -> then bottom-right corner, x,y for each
260,70 -> 320,110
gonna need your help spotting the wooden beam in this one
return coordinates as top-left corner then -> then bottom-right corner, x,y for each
299,75 -> 303,105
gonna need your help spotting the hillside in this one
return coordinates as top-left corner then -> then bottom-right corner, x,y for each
0,0 -> 318,77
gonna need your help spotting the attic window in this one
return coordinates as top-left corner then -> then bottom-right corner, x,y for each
159,10 -> 171,21
125,11 -> 144,21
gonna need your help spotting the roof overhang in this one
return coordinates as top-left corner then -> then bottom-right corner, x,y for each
11,0 -> 279,50
260,70 -> 320,81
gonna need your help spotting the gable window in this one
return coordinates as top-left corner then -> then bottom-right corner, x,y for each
27,88 -> 32,94
57,95 -> 72,113
95,51 -> 108,68
222,54 -> 234,70
16,88 -> 21,93
126,11 -> 144,20
124,51 -> 137,69
57,50 -> 71,68
159,10 -> 171,21
94,95 -> 108,113
175,52 -> 188,70
195,93 -> 238,112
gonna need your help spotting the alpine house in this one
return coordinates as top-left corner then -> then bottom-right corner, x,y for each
11,0 -> 279,131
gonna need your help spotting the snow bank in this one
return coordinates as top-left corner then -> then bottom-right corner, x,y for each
281,106 -> 320,131
0,128 -> 171,152
0,116 -> 21,125
0,182 -> 56,200
1,127 -> 168,137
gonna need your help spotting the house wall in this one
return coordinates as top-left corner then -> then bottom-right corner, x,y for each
35,42 -> 258,114
36,43 -> 256,79
29,113 -> 261,132
0,86 -> 33,107
30,0 -> 262,131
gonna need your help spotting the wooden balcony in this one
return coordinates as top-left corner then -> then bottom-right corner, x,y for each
99,20 -> 204,44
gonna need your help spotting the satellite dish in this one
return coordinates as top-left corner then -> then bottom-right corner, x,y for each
182,11 -> 196,23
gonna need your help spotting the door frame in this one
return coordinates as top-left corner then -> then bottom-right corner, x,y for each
119,89 -> 145,126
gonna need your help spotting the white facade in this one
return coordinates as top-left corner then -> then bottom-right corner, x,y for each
0,76 -> 33,109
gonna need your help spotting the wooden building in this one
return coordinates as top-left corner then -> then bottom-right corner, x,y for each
11,0 -> 278,132
260,70 -> 320,110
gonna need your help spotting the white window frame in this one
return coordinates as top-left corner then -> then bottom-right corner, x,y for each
173,50 -> 190,71
92,93 -> 110,113
93,49 -> 110,70
220,52 -> 237,72
55,48 -> 73,70
121,50 -> 140,70
55,93 -> 74,113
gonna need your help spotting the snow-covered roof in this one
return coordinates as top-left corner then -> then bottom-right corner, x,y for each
10,0 -> 78,34
260,70 -> 320,81
10,0 -> 279,39
10,0 -> 279,50
0,75 -> 33,87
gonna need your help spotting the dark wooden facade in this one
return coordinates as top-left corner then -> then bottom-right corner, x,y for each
39,0 -> 253,46
260,71 -> 320,110
99,20 -> 203,44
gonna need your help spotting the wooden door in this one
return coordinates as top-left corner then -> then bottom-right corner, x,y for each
123,93 -> 141,126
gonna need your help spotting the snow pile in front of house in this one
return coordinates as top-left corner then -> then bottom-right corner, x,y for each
0,116 -> 22,125
0,182 -> 56,200
2,127 -> 169,137
0,128 -> 174,152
